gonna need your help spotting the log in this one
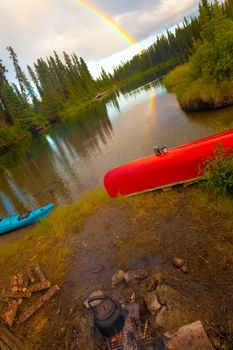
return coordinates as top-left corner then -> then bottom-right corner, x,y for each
22,274 -> 29,289
34,264 -> 45,282
28,280 -> 51,294
5,300 -> 18,328
26,267 -> 35,283
17,273 -> 23,291
19,285 -> 59,324
0,322 -> 26,350
11,276 -> 18,291
0,290 -> 32,299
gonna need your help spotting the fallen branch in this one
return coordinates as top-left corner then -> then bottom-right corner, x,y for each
19,285 -> 59,324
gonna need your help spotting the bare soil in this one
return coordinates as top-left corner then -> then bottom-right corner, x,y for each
17,188 -> 233,350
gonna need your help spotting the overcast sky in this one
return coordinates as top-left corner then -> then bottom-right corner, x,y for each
0,0 -> 198,79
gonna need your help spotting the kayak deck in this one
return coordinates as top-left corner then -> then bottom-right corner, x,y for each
0,203 -> 55,235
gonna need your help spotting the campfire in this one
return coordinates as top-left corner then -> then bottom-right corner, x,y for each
89,294 -> 155,350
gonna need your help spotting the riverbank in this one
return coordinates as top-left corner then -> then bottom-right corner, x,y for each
163,63 -> 233,112
0,186 -> 233,349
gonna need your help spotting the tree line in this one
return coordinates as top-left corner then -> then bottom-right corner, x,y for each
106,0 -> 233,83
0,49 -> 99,150
0,0 -> 232,152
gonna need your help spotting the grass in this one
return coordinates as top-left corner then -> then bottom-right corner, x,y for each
0,188 -> 110,285
163,63 -> 233,111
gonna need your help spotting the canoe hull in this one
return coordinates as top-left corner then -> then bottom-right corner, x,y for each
104,129 -> 233,198
0,203 -> 55,235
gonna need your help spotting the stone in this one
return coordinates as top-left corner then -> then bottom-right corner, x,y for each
163,320 -> 213,350
172,258 -> 189,273
83,290 -> 104,309
181,265 -> 189,273
155,285 -> 193,332
112,270 -> 125,286
124,269 -> 148,286
172,257 -> 185,269
145,292 -> 161,315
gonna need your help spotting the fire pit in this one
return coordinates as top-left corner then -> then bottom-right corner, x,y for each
90,295 -> 156,350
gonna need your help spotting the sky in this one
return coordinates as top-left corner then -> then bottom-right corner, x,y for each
0,0 -> 199,79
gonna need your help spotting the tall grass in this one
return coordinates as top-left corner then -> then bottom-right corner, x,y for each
202,147 -> 233,194
163,63 -> 233,111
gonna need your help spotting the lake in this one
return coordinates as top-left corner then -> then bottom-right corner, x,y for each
1,79 -> 233,216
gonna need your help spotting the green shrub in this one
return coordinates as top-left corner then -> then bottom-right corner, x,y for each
203,147 -> 233,194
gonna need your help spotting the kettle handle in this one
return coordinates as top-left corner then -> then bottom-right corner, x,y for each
88,295 -> 115,310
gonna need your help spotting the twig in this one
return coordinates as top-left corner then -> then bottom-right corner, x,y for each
199,256 -> 209,264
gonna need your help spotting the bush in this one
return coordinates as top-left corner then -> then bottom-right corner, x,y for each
203,147 -> 233,194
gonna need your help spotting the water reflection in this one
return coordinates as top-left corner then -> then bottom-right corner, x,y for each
0,77 -> 233,216
0,190 -> 16,216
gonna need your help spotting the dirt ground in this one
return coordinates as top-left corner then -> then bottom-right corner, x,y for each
16,187 -> 233,350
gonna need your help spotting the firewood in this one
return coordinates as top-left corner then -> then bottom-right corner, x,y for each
12,286 -> 19,293
18,298 -> 23,306
26,266 -> 35,283
22,273 -> 29,289
0,322 -> 26,350
5,300 -> 18,328
0,290 -> 32,299
17,273 -> 24,290
19,285 -> 59,324
29,280 -> 51,294
34,264 -> 46,282
11,275 -> 18,290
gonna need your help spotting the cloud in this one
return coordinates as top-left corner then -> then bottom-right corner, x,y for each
0,0 -> 198,80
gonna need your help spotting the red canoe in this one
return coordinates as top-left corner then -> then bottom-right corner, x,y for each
104,129 -> 233,198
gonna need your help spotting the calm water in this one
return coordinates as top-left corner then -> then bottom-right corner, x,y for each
1,79 -> 233,217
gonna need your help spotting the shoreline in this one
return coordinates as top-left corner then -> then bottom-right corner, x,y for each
163,63 -> 233,112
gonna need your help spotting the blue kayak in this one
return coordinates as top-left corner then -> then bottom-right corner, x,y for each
0,203 -> 55,235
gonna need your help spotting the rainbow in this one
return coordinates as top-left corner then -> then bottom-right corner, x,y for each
74,0 -> 137,46
149,92 -> 156,114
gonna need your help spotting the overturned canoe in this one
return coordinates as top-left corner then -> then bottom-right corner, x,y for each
104,129 -> 233,198
0,203 -> 55,235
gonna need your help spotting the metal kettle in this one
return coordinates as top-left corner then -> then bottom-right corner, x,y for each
88,295 -> 127,337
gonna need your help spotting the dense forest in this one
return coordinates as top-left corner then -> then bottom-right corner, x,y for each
163,0 -> 233,111
0,0 -> 232,152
